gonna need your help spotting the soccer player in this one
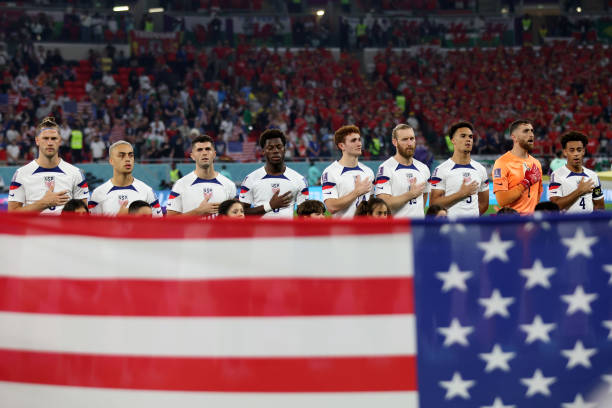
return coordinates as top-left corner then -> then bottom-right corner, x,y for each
548,131 -> 604,213
8,117 -> 89,214
239,129 -> 308,218
320,125 -> 374,218
166,135 -> 236,217
491,119 -> 543,214
89,141 -> 162,216
429,121 -> 489,218
375,124 -> 430,218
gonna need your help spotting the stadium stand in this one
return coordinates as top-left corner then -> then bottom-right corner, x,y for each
0,3 -> 611,170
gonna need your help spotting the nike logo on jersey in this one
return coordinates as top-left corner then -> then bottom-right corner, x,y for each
9,193 -> 14,197
494,182 -> 503,186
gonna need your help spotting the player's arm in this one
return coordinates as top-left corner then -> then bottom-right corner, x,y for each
377,184 -> 425,211
477,169 -> 489,215
170,194 -> 219,216
549,177 -> 594,210
324,175 -> 371,214
244,190 -> 293,215
429,180 -> 478,209
477,190 -> 489,215
592,178 -> 605,211
8,189 -> 70,212
495,163 -> 540,207
494,185 -> 527,207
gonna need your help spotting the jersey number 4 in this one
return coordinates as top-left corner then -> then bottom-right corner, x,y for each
579,197 -> 585,210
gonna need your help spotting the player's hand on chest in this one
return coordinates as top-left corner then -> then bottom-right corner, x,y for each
448,169 -> 480,190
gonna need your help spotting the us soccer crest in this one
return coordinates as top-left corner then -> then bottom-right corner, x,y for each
463,172 -> 472,183
44,176 -> 55,191
271,183 -> 280,194
202,187 -> 213,196
118,194 -> 129,207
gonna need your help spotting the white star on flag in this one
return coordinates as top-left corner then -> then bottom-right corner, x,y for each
478,289 -> 515,318
481,397 -> 516,408
439,371 -> 475,400
440,223 -> 467,234
477,230 -> 515,262
562,394 -> 597,408
478,344 -> 515,372
604,321 -> 612,340
519,259 -> 556,289
438,318 -> 474,347
604,265 -> 612,285
603,374 -> 612,393
520,315 -> 556,344
561,285 -> 598,315
520,369 -> 556,397
561,228 -> 598,258
561,340 -> 597,369
436,263 -> 473,292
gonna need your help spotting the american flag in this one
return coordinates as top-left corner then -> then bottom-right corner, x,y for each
0,214 -> 416,407
413,213 -> 612,408
226,141 -> 258,162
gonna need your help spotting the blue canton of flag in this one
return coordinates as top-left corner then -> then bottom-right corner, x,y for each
412,213 -> 612,408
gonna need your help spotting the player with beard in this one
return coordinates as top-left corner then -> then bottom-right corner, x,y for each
89,141 -> 162,216
166,135 -> 236,217
8,116 -> 89,214
548,131 -> 604,213
492,119 -> 543,214
375,124 -> 430,218
239,129 -> 308,218
429,121 -> 489,218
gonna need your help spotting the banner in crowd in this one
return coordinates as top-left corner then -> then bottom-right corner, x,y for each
130,30 -> 180,56
1,213 -> 611,407
183,15 -> 291,35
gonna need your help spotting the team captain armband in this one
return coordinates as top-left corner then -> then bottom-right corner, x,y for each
593,185 -> 603,199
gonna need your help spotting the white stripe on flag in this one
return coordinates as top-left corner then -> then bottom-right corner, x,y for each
0,312 -> 416,357
0,382 -> 419,408
1,234 -> 413,279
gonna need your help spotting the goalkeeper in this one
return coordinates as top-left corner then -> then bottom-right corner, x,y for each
491,120 -> 543,214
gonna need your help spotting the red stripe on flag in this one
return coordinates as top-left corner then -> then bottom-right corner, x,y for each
0,213 -> 410,239
0,277 -> 414,316
0,349 -> 417,392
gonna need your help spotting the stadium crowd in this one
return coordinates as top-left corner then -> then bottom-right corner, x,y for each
1,5 -> 612,167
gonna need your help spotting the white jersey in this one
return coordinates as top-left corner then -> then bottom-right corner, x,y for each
321,161 -> 375,218
239,166 -> 308,218
166,171 -> 236,215
89,178 -> 162,216
375,157 -> 431,219
8,159 -> 89,215
549,165 -> 604,213
429,158 -> 489,218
